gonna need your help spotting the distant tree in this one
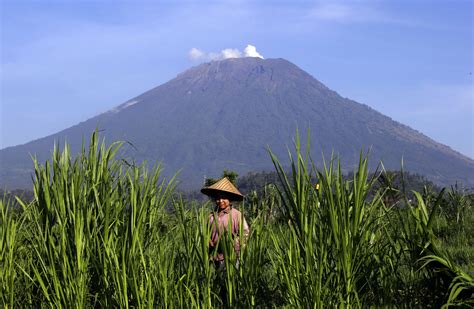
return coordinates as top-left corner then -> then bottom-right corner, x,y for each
0,188 -> 34,211
204,177 -> 218,187
204,169 -> 239,187
237,170 -> 283,194
222,169 -> 238,185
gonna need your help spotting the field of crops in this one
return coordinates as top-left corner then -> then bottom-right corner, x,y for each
1,132 -> 473,308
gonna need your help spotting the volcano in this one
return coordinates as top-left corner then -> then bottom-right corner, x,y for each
1,57 -> 473,189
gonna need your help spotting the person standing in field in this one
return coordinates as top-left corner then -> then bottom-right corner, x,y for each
201,177 -> 250,267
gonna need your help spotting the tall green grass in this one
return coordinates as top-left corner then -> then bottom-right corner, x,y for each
268,133 -> 386,307
1,130 -> 472,307
14,132 -> 177,307
0,197 -> 20,308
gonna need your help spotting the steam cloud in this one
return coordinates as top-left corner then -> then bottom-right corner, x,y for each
188,44 -> 264,61
243,45 -> 263,58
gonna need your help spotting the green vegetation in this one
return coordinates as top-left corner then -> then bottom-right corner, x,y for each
205,170 -> 239,187
1,132 -> 473,308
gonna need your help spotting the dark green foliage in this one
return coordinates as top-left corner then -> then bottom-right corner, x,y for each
237,170 -> 283,194
0,189 -> 34,207
204,169 -> 239,187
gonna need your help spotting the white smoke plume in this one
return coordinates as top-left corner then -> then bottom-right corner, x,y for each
221,48 -> 242,59
189,48 -> 204,60
188,44 -> 264,61
244,45 -> 263,58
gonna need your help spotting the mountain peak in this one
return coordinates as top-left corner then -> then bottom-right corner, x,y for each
180,57 -> 303,77
173,57 -> 327,96
1,57 -> 473,190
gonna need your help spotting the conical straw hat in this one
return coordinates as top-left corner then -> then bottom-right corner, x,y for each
201,177 -> 244,201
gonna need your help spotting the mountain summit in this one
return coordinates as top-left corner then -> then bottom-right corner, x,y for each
1,58 -> 473,189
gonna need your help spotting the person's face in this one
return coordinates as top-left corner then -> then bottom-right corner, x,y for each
214,193 -> 231,210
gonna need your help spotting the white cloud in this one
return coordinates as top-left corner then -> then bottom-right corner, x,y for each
188,44 -> 264,62
244,44 -> 263,58
221,48 -> 242,59
188,48 -> 205,60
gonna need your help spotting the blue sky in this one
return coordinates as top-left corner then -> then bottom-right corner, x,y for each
1,0 -> 473,158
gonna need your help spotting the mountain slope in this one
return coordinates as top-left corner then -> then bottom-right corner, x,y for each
1,57 -> 473,189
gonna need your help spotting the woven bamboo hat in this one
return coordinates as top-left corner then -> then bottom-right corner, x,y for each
201,177 -> 244,201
